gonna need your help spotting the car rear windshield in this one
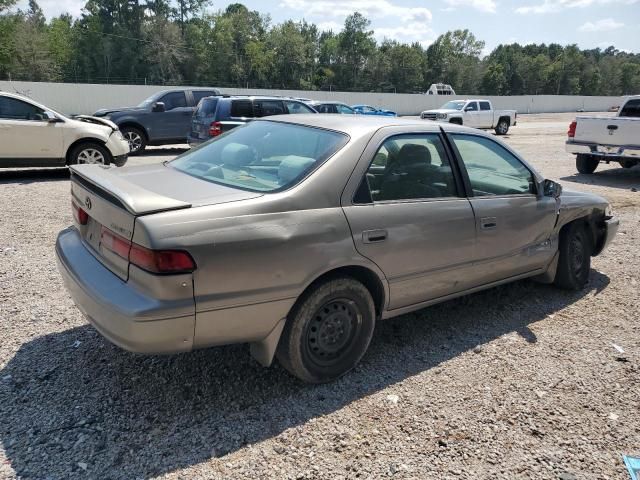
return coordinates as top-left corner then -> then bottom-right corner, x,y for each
194,98 -> 218,118
169,121 -> 348,192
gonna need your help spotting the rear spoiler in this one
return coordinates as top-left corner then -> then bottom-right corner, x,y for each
70,165 -> 191,215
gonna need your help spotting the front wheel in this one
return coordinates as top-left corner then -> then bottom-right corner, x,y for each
494,119 -> 510,135
70,142 -> 111,165
121,126 -> 147,155
276,277 -> 376,383
576,154 -> 599,174
554,222 -> 591,290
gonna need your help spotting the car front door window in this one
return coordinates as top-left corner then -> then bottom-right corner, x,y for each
451,134 -> 535,196
0,97 -> 45,120
159,92 -> 187,111
337,105 -> 354,114
285,101 -> 315,114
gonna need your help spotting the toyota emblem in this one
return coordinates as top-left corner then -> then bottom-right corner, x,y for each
85,197 -> 92,210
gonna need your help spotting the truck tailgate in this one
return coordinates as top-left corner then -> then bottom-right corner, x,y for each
574,116 -> 639,147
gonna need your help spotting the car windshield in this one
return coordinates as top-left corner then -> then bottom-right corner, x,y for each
169,121 -> 348,192
137,92 -> 162,108
441,101 -> 466,110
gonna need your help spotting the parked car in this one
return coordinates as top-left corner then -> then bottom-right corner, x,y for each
0,92 -> 129,168
93,88 -> 220,154
425,83 -> 456,96
56,117 -> 618,383
352,104 -> 397,116
188,95 -> 317,146
421,99 -> 517,135
566,95 -> 640,174
308,101 -> 356,114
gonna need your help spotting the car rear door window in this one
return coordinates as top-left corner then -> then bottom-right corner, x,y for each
619,99 -> 640,118
363,134 -> 458,202
285,101 -> 315,114
159,92 -> 187,110
451,134 -> 535,196
0,97 -> 45,120
230,100 -> 254,118
479,101 -> 491,111
255,100 -> 286,117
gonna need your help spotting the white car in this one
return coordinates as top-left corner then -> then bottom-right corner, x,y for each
420,99 -> 517,135
566,95 -> 640,174
0,92 -> 130,168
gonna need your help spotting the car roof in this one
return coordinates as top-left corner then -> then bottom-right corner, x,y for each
311,101 -> 351,106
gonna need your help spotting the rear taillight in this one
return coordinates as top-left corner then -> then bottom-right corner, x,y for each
72,201 -> 89,225
567,121 -> 577,138
209,121 -> 222,137
100,226 -> 196,274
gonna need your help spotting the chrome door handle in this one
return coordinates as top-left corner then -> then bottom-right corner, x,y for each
480,217 -> 497,230
362,229 -> 387,243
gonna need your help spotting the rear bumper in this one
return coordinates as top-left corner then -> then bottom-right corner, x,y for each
566,141 -> 640,160
55,227 -> 195,354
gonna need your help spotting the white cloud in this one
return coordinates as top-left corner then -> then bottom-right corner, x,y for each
279,0 -> 432,23
376,23 -> 437,47
516,0 -> 638,14
442,0 -> 497,13
578,18 -> 624,31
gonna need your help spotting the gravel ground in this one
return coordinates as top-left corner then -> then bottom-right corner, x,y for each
0,113 -> 639,480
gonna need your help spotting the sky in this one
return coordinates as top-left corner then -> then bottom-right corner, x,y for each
16,0 -> 640,53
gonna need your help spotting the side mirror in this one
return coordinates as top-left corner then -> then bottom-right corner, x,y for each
152,102 -> 166,113
464,106 -> 473,112
542,179 -> 562,199
44,111 -> 62,123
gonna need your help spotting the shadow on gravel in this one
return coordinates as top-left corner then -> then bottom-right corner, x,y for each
561,166 -> 640,190
0,271 -> 609,479
0,168 -> 69,185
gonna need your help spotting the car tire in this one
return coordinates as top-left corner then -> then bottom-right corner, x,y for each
554,222 -> 591,290
276,277 -> 376,383
576,154 -> 599,174
69,142 -> 111,165
620,160 -> 635,169
494,119 -> 510,135
121,126 -> 146,155
449,118 -> 462,126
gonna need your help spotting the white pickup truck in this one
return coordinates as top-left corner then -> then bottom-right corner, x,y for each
420,99 -> 517,135
566,96 -> 640,174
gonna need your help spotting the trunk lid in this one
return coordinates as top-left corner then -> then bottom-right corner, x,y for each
70,163 -> 263,280
574,116 -> 639,147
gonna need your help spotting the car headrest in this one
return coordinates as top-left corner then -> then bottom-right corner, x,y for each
397,143 -> 432,166
278,155 -> 315,184
220,143 -> 254,167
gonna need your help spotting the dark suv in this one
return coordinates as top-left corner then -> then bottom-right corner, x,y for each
188,96 -> 317,146
93,88 -> 220,154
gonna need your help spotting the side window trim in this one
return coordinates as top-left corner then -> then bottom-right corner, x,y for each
353,131 -> 464,205
444,131 -> 537,198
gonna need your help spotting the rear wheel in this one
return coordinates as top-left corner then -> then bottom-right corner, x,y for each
70,142 -> 111,165
121,126 -> 146,155
495,119 -> 510,135
554,222 -> 591,290
277,277 -> 375,383
576,154 -> 599,174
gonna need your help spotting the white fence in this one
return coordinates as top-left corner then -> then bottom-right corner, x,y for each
0,80 -> 627,116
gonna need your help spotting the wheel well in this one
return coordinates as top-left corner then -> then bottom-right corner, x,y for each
65,138 -> 108,165
498,116 -> 511,126
560,213 -> 605,256
118,122 -> 148,140
299,266 -> 386,318
449,118 -> 462,125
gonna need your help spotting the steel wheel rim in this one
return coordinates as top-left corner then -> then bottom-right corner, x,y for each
77,148 -> 105,164
124,131 -> 143,151
305,298 -> 361,367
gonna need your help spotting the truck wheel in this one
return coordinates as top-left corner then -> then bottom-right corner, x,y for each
121,127 -> 146,155
449,118 -> 462,126
70,142 -> 111,165
495,119 -> 510,135
620,160 -> 635,169
276,277 -> 375,383
576,154 -> 599,174
554,222 -> 591,290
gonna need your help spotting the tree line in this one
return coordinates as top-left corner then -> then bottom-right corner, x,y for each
1,1 -> 639,95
